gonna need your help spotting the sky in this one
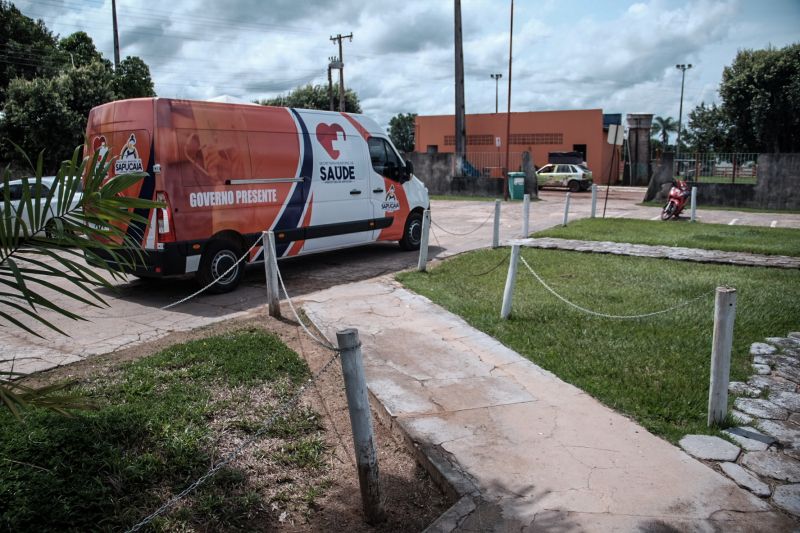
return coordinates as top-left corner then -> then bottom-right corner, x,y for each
15,0 -> 800,133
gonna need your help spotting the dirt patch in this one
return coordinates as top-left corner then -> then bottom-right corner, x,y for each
25,306 -> 454,531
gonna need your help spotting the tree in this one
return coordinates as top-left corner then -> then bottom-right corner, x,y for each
258,83 -> 362,113
650,116 -> 677,149
112,56 -> 155,99
719,43 -> 800,153
1,147 -> 159,415
0,1 -> 59,105
388,113 -> 416,153
1,75 -> 83,171
1,60 -> 116,172
0,18 -> 157,172
58,31 -> 110,70
684,102 -> 732,153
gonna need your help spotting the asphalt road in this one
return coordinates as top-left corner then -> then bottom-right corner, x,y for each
5,187 -> 800,374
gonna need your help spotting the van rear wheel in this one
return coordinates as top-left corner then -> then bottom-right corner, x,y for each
399,211 -> 423,251
197,239 -> 245,294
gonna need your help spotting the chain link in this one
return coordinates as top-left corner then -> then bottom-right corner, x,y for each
126,346 -> 341,532
430,209 -> 494,236
519,254 -> 713,320
127,239 -> 347,531
160,239 -> 262,311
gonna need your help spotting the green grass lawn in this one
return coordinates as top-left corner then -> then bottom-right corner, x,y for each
534,218 -> 800,257
695,176 -> 758,185
0,330 -> 325,532
398,248 -> 800,443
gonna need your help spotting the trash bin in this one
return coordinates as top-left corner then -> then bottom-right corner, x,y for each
507,172 -> 526,200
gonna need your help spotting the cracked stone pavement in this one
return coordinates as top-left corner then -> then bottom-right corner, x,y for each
301,278 -> 795,531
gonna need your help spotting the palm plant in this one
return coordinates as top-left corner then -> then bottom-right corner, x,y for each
651,116 -> 678,149
1,146 -> 158,416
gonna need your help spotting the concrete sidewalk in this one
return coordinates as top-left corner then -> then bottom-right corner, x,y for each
520,237 -> 800,269
301,278 -> 794,531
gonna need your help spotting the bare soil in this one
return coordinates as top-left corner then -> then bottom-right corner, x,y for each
28,307 -> 454,532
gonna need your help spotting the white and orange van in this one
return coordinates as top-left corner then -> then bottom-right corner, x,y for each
84,97 -> 428,292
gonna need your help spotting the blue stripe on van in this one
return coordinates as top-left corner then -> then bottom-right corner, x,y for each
273,109 -> 313,256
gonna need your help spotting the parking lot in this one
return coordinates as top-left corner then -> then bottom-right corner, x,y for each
4,186 -> 800,375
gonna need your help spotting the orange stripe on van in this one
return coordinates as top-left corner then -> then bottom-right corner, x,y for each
341,113 -> 370,141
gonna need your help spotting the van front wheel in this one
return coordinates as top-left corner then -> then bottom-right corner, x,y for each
197,239 -> 245,293
399,211 -> 423,251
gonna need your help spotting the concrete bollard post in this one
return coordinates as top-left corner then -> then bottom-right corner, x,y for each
562,192 -> 571,226
492,199 -> 501,248
690,186 -> 697,222
336,328 -> 386,524
417,209 -> 431,272
707,287 -> 737,427
522,194 -> 530,238
590,184 -> 597,218
262,231 -> 281,318
500,244 -> 521,319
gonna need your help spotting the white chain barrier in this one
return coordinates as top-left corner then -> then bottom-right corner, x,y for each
430,209 -> 495,236
276,262 -> 339,351
127,256 -> 341,531
519,255 -> 714,320
160,239 -> 261,310
126,347 -> 340,532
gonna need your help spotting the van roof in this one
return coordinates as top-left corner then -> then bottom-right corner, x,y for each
90,97 -> 384,136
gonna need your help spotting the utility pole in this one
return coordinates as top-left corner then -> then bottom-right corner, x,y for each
675,63 -> 692,164
330,33 -> 353,112
454,0 -> 466,176
490,73 -> 502,113
328,56 -> 340,111
504,0 -> 514,201
112,0 -> 120,68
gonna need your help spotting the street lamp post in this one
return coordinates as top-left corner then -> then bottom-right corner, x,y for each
675,63 -> 692,165
490,73 -> 502,113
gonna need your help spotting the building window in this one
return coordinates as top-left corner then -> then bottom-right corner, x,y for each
509,133 -> 564,145
444,135 -> 495,146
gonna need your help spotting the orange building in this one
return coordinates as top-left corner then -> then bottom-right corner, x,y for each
414,109 -> 621,183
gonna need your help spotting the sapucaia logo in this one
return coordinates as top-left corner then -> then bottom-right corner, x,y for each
114,133 -> 144,174
316,122 -> 355,182
381,184 -> 400,212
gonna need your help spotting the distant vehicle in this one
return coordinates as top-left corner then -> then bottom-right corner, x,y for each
0,176 -> 83,237
535,164 -> 593,192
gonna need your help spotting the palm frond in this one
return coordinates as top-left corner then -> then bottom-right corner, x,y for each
1,144 -> 161,416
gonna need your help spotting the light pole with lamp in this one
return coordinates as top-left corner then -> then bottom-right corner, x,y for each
490,73 -> 502,113
675,63 -> 692,168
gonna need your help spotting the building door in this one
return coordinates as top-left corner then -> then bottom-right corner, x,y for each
573,144 -> 587,163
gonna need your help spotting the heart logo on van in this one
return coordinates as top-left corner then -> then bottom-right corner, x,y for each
316,123 -> 346,160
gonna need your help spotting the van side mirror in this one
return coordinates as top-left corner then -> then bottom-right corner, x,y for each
405,159 -> 414,176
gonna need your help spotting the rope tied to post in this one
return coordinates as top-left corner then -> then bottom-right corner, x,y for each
517,254 -> 714,320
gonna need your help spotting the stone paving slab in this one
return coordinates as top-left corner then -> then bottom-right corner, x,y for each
518,237 -> 800,269
720,462 -> 771,497
679,435 -> 741,461
300,278 -> 792,531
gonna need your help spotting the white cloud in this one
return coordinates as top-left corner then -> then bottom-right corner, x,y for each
13,0 -> 798,130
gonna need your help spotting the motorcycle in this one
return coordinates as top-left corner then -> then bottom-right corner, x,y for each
661,179 -> 691,220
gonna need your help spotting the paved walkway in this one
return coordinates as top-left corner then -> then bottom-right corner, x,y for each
676,335 -> 800,516
300,278 -> 795,531
519,237 -> 800,269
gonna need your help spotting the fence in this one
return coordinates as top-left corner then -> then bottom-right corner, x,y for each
674,153 -> 759,184
460,151 -> 527,178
